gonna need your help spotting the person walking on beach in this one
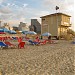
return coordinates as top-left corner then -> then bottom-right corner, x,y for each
48,36 -> 52,43
48,36 -> 51,40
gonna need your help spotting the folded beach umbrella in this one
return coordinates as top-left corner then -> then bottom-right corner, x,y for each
22,31 -> 28,34
3,28 -> 9,32
26,31 -> 37,35
42,32 -> 51,36
8,30 -> 16,34
0,29 -> 4,32
0,28 -> 9,32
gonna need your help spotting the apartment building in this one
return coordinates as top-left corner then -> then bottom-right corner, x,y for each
30,19 -> 41,33
18,22 -> 29,31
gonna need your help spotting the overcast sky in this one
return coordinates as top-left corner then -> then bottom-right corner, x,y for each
0,0 -> 74,31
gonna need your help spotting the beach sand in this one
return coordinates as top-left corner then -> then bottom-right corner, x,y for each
0,40 -> 74,75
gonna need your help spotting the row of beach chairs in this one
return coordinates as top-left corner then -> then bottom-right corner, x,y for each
0,36 -> 29,41
0,40 -> 56,49
0,40 -> 46,49
28,39 -> 56,45
0,37 -> 58,49
0,41 -> 25,49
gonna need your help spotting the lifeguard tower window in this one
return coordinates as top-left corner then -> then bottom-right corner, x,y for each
42,19 -> 45,20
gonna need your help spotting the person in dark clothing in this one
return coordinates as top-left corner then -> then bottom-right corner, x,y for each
40,36 -> 42,39
48,36 -> 53,43
48,36 -> 51,40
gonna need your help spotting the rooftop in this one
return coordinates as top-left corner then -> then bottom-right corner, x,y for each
40,13 -> 71,18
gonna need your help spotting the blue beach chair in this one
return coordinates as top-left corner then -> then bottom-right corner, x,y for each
0,41 -> 8,49
72,41 -> 75,44
28,40 -> 40,45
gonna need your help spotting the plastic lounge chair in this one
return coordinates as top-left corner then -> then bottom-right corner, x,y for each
71,41 -> 75,44
0,41 -> 8,49
28,40 -> 40,45
39,40 -> 47,45
7,37 -> 12,40
5,41 -> 16,48
18,42 -> 25,49
25,37 -> 29,41
12,37 -> 17,40
0,37 -> 2,41
18,38 -> 22,43
47,40 -> 58,44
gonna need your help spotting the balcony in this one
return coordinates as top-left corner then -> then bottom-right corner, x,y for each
61,21 -> 71,27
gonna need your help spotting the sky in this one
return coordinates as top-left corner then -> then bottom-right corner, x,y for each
0,0 -> 74,31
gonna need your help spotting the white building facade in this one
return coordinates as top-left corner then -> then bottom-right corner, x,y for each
18,22 -> 29,31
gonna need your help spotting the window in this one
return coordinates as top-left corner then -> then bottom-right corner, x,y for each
42,18 -> 45,20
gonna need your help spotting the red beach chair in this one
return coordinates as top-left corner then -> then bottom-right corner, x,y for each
40,40 -> 47,45
18,37 -> 22,43
18,42 -> 25,49
0,37 -> 2,41
5,41 -> 16,48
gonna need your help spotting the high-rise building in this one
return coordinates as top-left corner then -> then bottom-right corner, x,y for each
30,19 -> 41,33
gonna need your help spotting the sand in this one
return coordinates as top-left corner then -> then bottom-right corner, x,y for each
0,40 -> 74,75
